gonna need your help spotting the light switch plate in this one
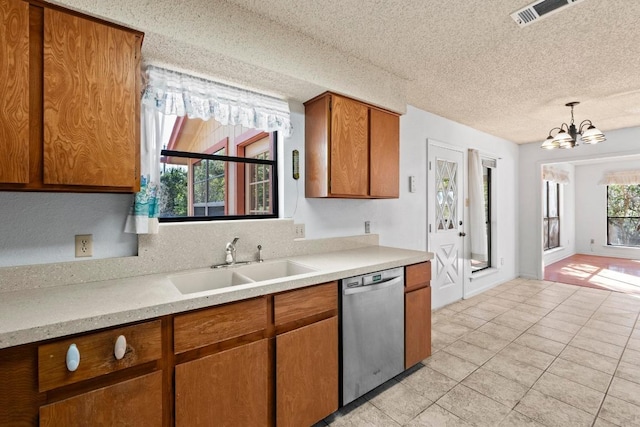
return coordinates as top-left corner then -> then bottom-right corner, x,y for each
409,175 -> 416,193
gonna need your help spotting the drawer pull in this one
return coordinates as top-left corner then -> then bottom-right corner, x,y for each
114,335 -> 127,360
66,344 -> 80,372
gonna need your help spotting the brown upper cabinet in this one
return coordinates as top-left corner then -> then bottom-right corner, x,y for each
304,92 -> 400,198
0,0 -> 142,193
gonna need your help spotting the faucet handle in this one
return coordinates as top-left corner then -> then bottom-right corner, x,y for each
257,244 -> 263,263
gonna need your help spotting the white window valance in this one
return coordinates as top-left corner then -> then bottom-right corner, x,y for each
598,170 -> 640,185
542,165 -> 570,184
141,65 -> 292,137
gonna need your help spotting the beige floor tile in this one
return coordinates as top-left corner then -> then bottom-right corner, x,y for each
585,319 -> 633,337
608,376 -> 640,407
424,350 -> 479,382
577,326 -> 629,347
444,340 -> 497,366
592,312 -> 637,328
515,389 -> 594,427
615,361 -> 640,385
460,330 -> 511,352
524,297 -> 560,309
483,354 -> 544,387
536,316 -> 582,334
515,332 -> 566,356
405,404 -> 472,427
399,365 -> 458,402
449,312 -> 487,329
598,395 -> 640,426
596,304 -> 638,316
431,329 -> 458,350
462,306 -> 500,321
592,417 -> 618,427
367,380 -> 432,425
559,346 -> 618,375
481,299 -> 520,311
494,292 -> 529,303
477,322 -> 523,341
569,335 -> 624,359
437,384 -> 511,427
499,342 -> 555,370
546,310 -> 590,326
526,324 -> 575,344
548,358 -> 612,393
462,368 -> 528,408
626,337 -> 640,351
493,313 -> 535,332
432,321 -> 474,339
326,400 -> 400,427
499,410 -> 545,426
514,303 -> 552,317
532,372 -> 605,415
554,303 -> 597,319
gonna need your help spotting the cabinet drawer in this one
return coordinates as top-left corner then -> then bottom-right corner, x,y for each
38,320 -> 161,392
174,297 -> 267,354
405,262 -> 431,292
274,282 -> 337,326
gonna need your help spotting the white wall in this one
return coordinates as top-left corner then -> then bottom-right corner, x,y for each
542,163 -> 576,266
518,126 -> 640,279
283,103 -> 520,298
0,192 -> 137,267
575,159 -> 640,260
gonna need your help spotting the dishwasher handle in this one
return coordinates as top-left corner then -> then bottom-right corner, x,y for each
343,276 -> 403,296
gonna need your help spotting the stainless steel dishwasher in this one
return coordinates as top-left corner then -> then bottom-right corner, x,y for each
341,267 -> 404,405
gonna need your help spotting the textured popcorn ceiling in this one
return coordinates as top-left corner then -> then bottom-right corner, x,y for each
49,0 -> 640,144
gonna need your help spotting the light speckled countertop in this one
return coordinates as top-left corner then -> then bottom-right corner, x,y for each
0,245 -> 431,349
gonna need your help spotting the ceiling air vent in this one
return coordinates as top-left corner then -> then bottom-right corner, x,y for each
511,0 -> 585,28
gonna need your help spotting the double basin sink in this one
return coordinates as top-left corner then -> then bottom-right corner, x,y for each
169,260 -> 318,294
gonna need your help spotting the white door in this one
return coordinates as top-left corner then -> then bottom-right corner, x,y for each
428,143 -> 464,309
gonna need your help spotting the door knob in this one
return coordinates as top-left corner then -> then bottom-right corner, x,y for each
459,232 -> 466,237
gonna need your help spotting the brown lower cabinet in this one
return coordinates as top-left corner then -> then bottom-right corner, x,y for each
276,316 -> 339,427
39,371 -> 163,426
175,339 -> 270,427
405,261 -> 432,368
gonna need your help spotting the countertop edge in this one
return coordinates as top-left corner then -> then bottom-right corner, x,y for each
0,246 -> 432,349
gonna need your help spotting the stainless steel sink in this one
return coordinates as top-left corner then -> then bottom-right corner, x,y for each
169,268 -> 254,294
169,260 -> 317,294
235,260 -> 317,282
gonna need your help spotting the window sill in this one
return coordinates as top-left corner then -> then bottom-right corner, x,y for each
544,247 -> 565,255
603,245 -> 640,251
470,267 -> 499,281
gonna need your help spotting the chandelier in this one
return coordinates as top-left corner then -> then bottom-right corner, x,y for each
541,102 -> 606,149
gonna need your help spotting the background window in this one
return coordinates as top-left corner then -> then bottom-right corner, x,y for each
607,184 -> 640,247
471,163 -> 492,272
543,181 -> 560,250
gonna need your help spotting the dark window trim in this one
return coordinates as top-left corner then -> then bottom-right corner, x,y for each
472,165 -> 492,273
543,181 -> 560,251
159,132 -> 279,223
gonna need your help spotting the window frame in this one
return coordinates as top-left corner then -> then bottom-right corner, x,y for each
471,163 -> 492,273
159,132 -> 279,222
543,181 -> 560,251
606,184 -> 640,247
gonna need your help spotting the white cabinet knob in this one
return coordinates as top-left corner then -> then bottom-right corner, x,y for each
114,335 -> 127,360
66,343 -> 80,372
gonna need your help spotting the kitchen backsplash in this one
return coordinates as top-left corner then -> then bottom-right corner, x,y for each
0,219 -> 378,293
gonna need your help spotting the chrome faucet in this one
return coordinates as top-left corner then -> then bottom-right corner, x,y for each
225,237 -> 240,265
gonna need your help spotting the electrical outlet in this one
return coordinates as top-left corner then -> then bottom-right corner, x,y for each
294,224 -> 305,239
365,221 -> 371,234
75,234 -> 93,257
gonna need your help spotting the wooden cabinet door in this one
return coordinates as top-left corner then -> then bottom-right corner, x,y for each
39,371 -> 162,427
0,0 -> 30,184
330,95 -> 368,196
276,316 -> 338,427
370,109 -> 399,198
175,339 -> 269,427
405,286 -> 432,368
43,9 -> 139,188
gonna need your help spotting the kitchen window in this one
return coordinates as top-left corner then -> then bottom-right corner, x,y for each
159,115 -> 278,221
543,181 -> 560,250
607,184 -> 640,247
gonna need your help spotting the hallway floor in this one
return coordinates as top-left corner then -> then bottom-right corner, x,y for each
545,254 -> 640,295
319,278 -> 640,426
